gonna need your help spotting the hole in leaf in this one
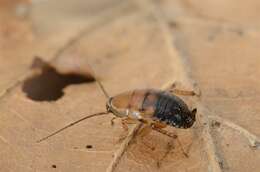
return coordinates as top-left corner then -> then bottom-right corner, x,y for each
22,59 -> 95,101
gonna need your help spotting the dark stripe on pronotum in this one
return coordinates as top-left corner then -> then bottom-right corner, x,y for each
127,90 -> 136,109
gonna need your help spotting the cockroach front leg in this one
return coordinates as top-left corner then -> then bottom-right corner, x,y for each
110,117 -> 117,126
117,118 -> 138,143
166,81 -> 201,97
121,118 -> 138,131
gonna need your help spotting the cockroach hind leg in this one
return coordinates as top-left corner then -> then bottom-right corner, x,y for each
151,125 -> 189,158
157,140 -> 175,168
138,125 -> 155,150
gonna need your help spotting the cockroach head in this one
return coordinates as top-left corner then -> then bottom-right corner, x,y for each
183,108 -> 196,128
106,97 -> 113,112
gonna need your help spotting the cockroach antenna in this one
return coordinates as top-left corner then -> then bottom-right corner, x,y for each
95,77 -> 110,99
36,111 -> 109,143
36,64 -> 111,143
88,64 -> 110,99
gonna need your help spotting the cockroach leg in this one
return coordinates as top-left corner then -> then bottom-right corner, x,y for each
157,140 -> 175,168
121,118 -> 137,131
117,134 -> 128,143
152,121 -> 167,129
117,119 -> 130,143
169,88 -> 197,96
138,122 -> 167,151
138,121 -> 166,138
121,119 -> 129,132
139,125 -> 153,138
138,125 -> 155,150
117,118 -> 138,143
167,82 -> 201,97
151,124 -> 189,158
151,124 -> 178,139
110,117 -> 117,126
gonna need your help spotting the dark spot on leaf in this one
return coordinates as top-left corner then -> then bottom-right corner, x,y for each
168,21 -> 178,28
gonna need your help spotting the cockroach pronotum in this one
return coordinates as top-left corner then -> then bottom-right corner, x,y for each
37,68 -> 199,157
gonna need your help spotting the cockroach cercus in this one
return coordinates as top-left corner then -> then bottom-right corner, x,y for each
37,73 -> 198,157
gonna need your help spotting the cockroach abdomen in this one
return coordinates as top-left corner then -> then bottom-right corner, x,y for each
154,92 -> 195,129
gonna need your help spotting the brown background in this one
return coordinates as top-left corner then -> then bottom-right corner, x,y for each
0,0 -> 260,172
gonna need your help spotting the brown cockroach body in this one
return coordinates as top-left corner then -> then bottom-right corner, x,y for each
107,89 -> 196,129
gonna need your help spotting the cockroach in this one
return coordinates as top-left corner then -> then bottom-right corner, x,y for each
107,88 -> 197,129
37,70 -> 198,156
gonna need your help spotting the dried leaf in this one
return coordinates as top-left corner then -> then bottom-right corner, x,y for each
1,1 -> 260,172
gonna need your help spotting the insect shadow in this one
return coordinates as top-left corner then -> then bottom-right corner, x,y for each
23,58 -> 94,101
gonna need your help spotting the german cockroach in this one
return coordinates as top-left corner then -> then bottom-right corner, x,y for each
107,88 -> 197,129
37,69 -> 198,157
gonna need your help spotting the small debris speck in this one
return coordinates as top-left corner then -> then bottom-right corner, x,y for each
52,165 -> 57,168
86,145 -> 93,149
211,121 -> 221,127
